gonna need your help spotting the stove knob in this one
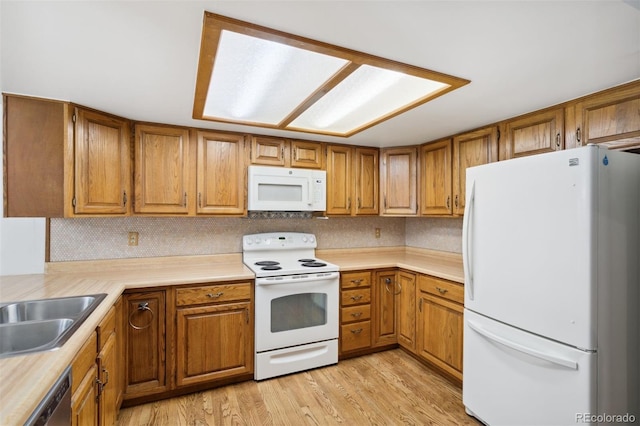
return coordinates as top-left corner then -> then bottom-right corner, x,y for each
309,236 -> 316,243
245,238 -> 253,245
302,236 -> 308,243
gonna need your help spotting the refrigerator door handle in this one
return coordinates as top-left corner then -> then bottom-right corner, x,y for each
468,320 -> 578,370
462,180 -> 475,300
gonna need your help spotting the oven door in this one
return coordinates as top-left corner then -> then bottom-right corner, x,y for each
255,272 -> 339,353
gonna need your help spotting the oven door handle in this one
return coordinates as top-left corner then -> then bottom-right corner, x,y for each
255,272 -> 340,286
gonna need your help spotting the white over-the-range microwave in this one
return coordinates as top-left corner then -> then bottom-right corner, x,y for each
248,165 -> 326,212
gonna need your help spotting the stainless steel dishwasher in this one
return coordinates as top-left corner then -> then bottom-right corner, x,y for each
25,366 -> 71,425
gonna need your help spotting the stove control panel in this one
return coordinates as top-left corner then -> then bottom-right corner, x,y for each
243,232 -> 317,250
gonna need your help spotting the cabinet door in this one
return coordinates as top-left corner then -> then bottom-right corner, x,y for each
74,108 -> 131,215
452,127 -> 498,215
326,145 -> 353,215
97,334 -> 117,426
373,271 -> 397,347
176,302 -> 253,387
124,291 -> 168,398
380,147 -> 418,215
571,82 -> 640,150
417,292 -> 463,381
196,131 -> 247,215
502,108 -> 564,159
71,364 -> 98,426
291,140 -> 324,169
420,139 -> 452,215
134,124 -> 191,214
354,147 -> 379,215
397,271 -> 416,352
250,136 -> 287,166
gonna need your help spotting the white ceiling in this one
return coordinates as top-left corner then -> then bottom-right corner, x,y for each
1,1 -> 639,148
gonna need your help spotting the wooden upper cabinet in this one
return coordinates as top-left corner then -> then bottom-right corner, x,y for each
196,131 -> 247,215
355,147 -> 379,215
380,147 -> 418,216
326,145 -> 353,215
249,136 -> 324,169
4,95 -> 130,217
290,140 -> 324,169
565,81 -> 640,151
452,126 -> 498,215
501,107 -> 564,160
74,108 -> 131,215
326,145 -> 378,216
420,139 -> 452,216
134,124 -> 192,214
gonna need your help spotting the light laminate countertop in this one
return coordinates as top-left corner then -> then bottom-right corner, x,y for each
0,247 -> 462,425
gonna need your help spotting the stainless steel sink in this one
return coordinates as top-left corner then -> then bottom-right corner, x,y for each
0,294 -> 107,358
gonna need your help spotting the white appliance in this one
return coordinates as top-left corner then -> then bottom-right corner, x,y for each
462,145 -> 639,425
248,166 -> 326,212
243,232 -> 339,380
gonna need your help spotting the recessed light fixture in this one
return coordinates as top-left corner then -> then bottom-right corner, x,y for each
193,12 -> 470,138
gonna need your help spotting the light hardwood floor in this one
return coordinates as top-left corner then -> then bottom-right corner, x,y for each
117,349 -> 480,425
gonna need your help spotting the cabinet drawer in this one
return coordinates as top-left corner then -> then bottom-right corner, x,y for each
96,306 -> 116,351
176,282 -> 251,306
341,305 -> 371,324
341,321 -> 371,352
418,275 -> 464,304
341,288 -> 371,307
341,272 -> 372,289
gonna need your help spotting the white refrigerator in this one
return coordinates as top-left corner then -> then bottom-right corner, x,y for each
462,145 -> 639,425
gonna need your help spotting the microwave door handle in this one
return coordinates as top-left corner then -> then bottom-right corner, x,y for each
307,179 -> 313,206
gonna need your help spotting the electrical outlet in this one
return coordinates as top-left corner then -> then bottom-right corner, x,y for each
375,228 -> 381,238
128,232 -> 139,246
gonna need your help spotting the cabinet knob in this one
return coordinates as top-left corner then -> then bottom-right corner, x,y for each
350,328 -> 363,334
435,286 -> 448,294
207,292 -> 224,298
350,295 -> 363,301
351,312 -> 363,318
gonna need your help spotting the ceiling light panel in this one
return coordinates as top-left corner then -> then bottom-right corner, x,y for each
193,13 -> 470,137
203,30 -> 349,125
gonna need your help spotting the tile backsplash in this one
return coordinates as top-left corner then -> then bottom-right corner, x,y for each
50,216 -> 462,261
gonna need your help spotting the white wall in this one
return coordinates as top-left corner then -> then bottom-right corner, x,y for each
0,1 -> 47,276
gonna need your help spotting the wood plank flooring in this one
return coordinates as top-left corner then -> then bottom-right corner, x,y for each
117,349 -> 480,425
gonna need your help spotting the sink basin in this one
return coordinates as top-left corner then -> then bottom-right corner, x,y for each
0,319 -> 74,355
0,294 -> 107,358
0,295 -> 102,324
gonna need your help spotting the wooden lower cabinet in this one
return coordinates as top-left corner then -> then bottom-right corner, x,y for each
123,290 -> 169,399
372,270 -> 397,347
396,271 -> 416,352
71,333 -> 98,426
416,275 -> 464,381
175,282 -> 253,387
340,271 -> 373,354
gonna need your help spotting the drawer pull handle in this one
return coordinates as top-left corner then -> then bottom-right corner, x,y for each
129,302 -> 155,330
207,292 -> 224,298
435,286 -> 448,294
351,312 -> 363,318
350,328 -> 363,334
350,295 -> 363,301
350,279 -> 363,285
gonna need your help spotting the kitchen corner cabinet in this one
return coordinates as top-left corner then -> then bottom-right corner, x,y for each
501,107 -> 564,160
452,126 -> 498,215
326,145 -> 379,216
372,270 -> 398,347
339,271 -> 373,355
380,147 -> 418,216
249,136 -> 324,169
175,281 -> 253,387
420,139 -> 452,216
4,95 -> 131,217
196,131 -> 248,215
396,270 -> 417,352
565,81 -> 640,151
416,274 -> 464,382
134,124 -> 192,215
123,290 -> 169,399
